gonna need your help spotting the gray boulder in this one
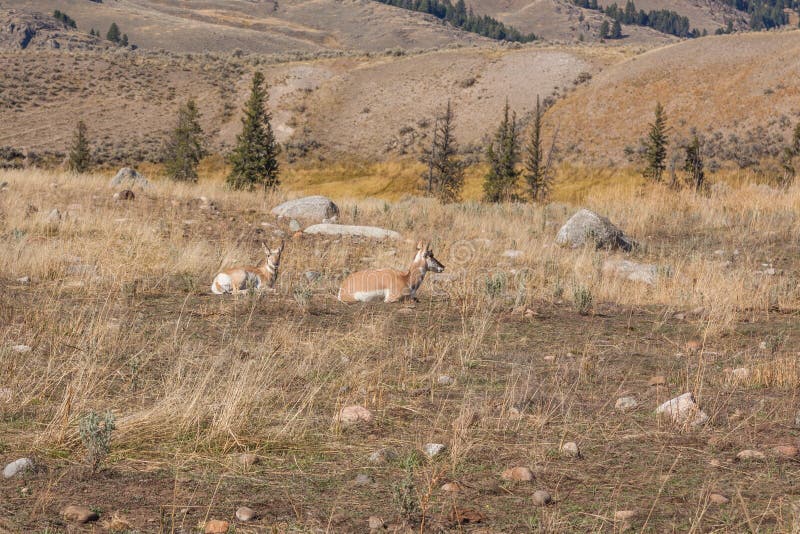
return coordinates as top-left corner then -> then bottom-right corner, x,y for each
556,209 -> 635,251
304,224 -> 400,240
3,458 -> 33,478
272,196 -> 338,222
110,168 -> 150,190
602,258 -> 658,285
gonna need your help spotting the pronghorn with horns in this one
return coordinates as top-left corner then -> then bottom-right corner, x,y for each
211,242 -> 284,294
338,241 -> 445,303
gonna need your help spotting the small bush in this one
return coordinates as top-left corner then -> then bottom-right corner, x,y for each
79,410 -> 116,472
572,285 -> 593,315
485,272 -> 507,299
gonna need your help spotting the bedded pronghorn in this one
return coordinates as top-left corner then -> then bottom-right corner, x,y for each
211,242 -> 284,295
337,241 -> 445,303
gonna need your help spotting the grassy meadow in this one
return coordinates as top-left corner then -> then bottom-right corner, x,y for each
1,165 -> 800,532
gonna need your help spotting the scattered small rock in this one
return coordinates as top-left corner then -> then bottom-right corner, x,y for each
561,442 -> 580,458
729,367 -> 750,380
239,453 -> 259,468
204,519 -> 230,533
3,458 -> 33,478
685,339 -> 702,352
532,490 -> 552,506
709,493 -> 729,505
648,375 -> 666,386
0,387 -> 11,403
614,510 -> 636,521
355,474 -> 374,485
501,466 -> 534,482
368,448 -> 396,464
44,208 -> 61,224
113,189 -> 135,201
304,271 -> 321,282
11,344 -> 31,353
16,276 -> 30,284
423,443 -> 446,458
602,258 -> 658,285
62,505 -> 98,523
437,375 -> 454,386
615,397 -> 638,412
502,249 -> 524,259
772,445 -> 799,458
289,219 -> 301,232
441,482 -> 461,493
235,506 -> 256,522
337,405 -> 373,425
368,516 -> 385,530
655,392 -> 709,426
736,449 -> 765,461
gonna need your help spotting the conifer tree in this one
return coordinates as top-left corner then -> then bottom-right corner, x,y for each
164,98 -> 206,183
121,33 -> 129,47
421,101 -> 464,203
611,19 -> 622,38
644,102 -> 668,182
484,100 -> 520,202
227,72 -> 280,191
68,120 -> 91,173
523,96 -> 556,202
107,23 -> 121,43
683,134 -> 704,192
599,20 -> 610,39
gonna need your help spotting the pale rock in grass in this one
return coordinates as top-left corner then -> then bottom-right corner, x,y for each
44,208 -> 61,224
238,453 -> 259,468
615,397 -> 638,412
304,223 -> 400,240
736,449 -> 765,461
614,510 -> 636,521
110,167 -> 150,190
368,448 -> 396,464
655,393 -> 709,426
368,516 -> 385,530
561,441 -> 580,458
11,344 -> 31,353
0,387 -> 11,403
437,375 -> 453,386
441,482 -> 461,493
532,490 -> 552,506
502,249 -> 524,259
709,493 -> 729,505
235,506 -> 256,522
337,405 -> 373,425
730,367 -> 750,380
289,219 -> 301,232
304,271 -> 321,283
355,474 -> 374,485
16,276 -> 30,284
423,443 -> 446,458
602,258 -> 658,285
501,466 -> 534,482
62,505 -> 98,523
555,208 -> 636,251
272,196 -> 339,222
204,519 -> 230,533
3,458 -> 33,478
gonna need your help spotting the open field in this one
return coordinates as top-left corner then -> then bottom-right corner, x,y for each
1,168 -> 800,532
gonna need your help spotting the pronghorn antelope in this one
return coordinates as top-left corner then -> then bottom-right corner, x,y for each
211,242 -> 284,295
338,241 -> 445,303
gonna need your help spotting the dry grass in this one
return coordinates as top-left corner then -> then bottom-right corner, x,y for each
1,166 -> 800,531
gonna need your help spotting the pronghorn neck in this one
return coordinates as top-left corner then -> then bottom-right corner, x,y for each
406,257 -> 428,293
259,258 -> 279,288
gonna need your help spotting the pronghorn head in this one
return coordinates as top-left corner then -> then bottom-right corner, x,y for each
415,241 -> 445,273
261,241 -> 284,278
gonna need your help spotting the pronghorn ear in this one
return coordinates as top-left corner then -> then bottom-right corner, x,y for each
416,240 -> 424,250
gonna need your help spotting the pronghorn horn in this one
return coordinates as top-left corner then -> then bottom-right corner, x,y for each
278,239 -> 285,252
262,242 -> 271,255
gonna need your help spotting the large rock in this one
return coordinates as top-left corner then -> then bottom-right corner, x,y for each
304,224 -> 400,240
556,209 -> 635,251
271,196 -> 339,222
602,258 -> 658,285
656,392 -> 709,427
109,168 -> 150,190
3,457 -> 33,478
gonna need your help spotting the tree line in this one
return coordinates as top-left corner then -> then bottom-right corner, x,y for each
374,0 -> 536,42
574,0 -> 697,37
718,0 -> 797,29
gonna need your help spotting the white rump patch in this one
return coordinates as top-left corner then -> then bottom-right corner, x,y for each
354,289 -> 389,303
211,273 -> 232,294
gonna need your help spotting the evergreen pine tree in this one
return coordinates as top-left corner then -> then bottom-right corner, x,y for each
611,19 -> 622,38
164,98 -> 206,183
599,20 -> 610,39
107,22 -> 121,43
683,134 -> 704,192
68,120 -> 91,173
483,100 -> 520,202
421,101 -> 464,203
644,102 -> 668,182
227,71 -> 280,191
523,95 -> 556,202
121,33 -> 129,46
